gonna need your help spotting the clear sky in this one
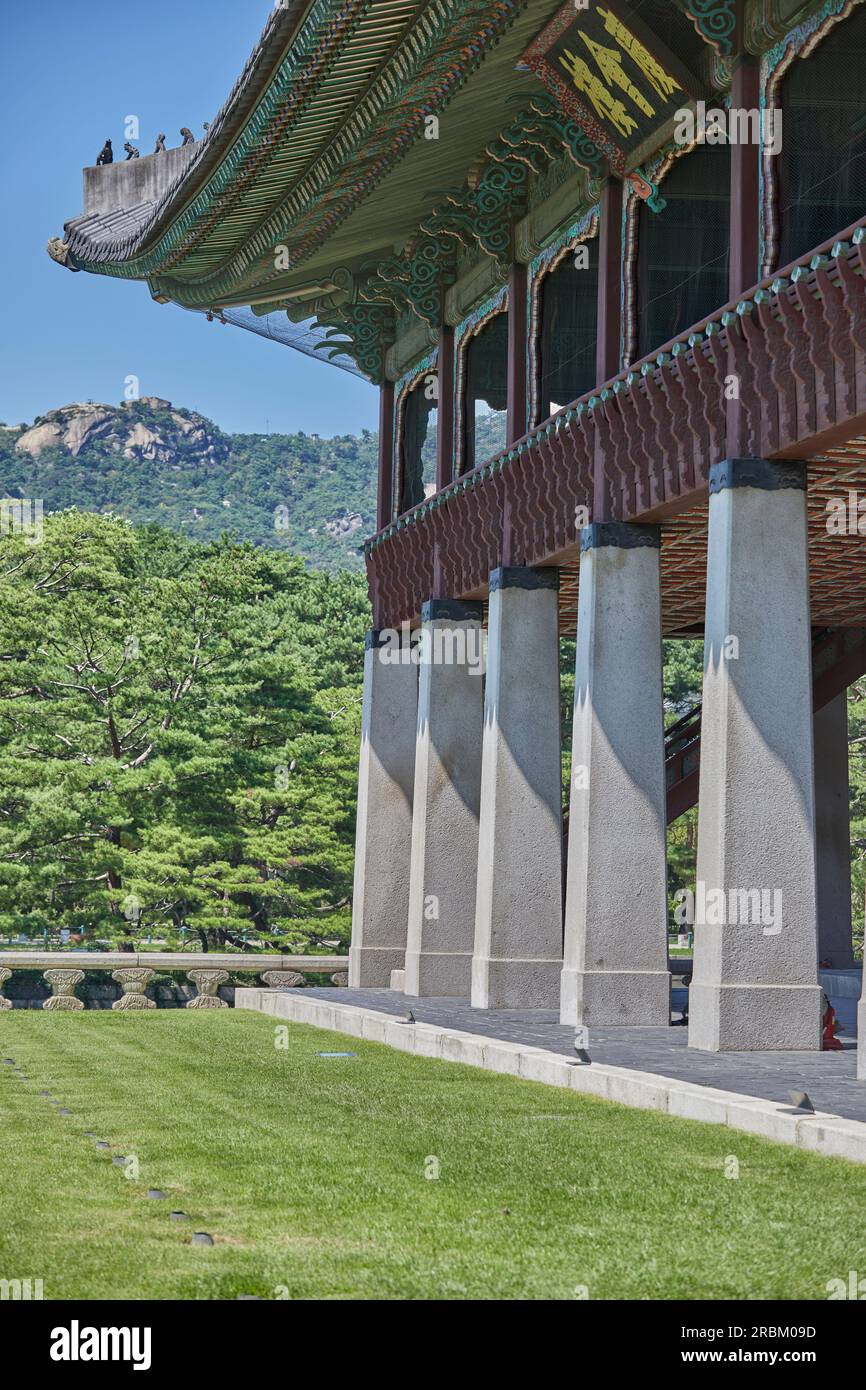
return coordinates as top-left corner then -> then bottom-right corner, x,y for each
0,1 -> 378,436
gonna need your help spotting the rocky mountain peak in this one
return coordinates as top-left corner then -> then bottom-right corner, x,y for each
13,399 -> 229,465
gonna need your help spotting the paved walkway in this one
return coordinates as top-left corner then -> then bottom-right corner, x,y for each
303,987 -> 866,1124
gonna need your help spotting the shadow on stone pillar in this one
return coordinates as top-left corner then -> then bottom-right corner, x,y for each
404,599 -> 483,998
689,460 -> 822,1052
349,628 -> 418,987
560,523 -> 670,1027
471,567 -> 562,1009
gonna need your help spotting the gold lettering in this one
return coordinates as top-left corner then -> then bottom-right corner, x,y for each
596,8 -> 681,101
557,49 -> 638,138
580,33 -> 655,118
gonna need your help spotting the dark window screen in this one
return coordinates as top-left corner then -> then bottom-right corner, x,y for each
777,2 -> 866,268
399,382 -> 437,514
636,142 -> 730,359
629,0 -> 710,75
463,311 -> 508,473
538,241 -> 598,418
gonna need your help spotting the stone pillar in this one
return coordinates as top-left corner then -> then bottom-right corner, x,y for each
348,629 -> 418,988
689,459 -> 822,1052
560,523 -> 670,1027
814,693 -> 855,969
404,599 -> 484,997
471,567 -> 562,1009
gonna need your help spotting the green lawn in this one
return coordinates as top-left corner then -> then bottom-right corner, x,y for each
1,1010 -> 864,1300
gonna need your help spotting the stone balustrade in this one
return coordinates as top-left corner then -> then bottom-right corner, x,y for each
0,952 -> 349,1011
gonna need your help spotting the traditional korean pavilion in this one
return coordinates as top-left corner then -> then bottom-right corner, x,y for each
50,0 -> 866,1061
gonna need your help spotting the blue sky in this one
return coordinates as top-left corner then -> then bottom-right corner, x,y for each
0,1 -> 378,436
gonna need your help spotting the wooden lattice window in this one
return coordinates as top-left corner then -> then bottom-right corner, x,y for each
635,142 -> 730,360
776,1 -> 866,268
537,241 -> 599,420
462,310 -> 508,473
398,377 -> 437,515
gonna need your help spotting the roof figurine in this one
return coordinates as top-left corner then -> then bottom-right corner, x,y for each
154,133 -> 166,153
124,142 -> 140,160
95,139 -> 112,166
180,127 -> 195,145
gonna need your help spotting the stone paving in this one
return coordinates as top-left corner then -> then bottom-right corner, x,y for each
302,987 -> 866,1125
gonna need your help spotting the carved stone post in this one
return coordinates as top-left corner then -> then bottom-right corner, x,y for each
0,967 -> 12,1010
260,970 -> 304,990
111,968 -> 156,1010
186,969 -> 229,1008
43,969 -> 85,1011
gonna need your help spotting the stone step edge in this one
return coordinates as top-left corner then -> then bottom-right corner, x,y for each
235,988 -> 866,1167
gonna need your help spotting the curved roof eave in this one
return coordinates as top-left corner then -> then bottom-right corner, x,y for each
48,0 -> 528,309
51,0 -> 312,273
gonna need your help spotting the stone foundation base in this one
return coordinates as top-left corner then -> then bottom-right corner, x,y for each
403,950 -> 471,999
471,957 -> 560,1010
688,983 -> 822,1052
348,945 -> 407,989
560,969 -> 671,1027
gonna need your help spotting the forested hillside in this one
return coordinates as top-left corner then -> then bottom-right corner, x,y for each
0,397 -> 378,571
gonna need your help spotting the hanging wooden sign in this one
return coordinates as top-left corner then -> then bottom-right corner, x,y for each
522,0 -> 702,174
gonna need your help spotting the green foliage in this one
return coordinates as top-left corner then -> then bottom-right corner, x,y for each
663,639 -> 703,921
663,638 -> 703,724
0,401 -> 377,572
0,511 -> 369,952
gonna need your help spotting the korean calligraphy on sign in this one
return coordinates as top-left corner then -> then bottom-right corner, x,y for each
522,0 -> 701,172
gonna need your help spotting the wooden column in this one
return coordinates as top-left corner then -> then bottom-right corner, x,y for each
593,178 -> 623,521
595,177 -> 623,385
728,54 -> 760,299
436,324 -> 455,493
376,378 -> 395,531
506,261 -> 528,447
726,4 -> 760,454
